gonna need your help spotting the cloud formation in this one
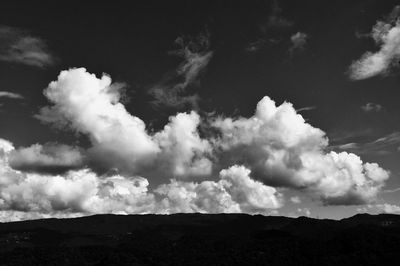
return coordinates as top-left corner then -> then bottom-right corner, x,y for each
9,143 -> 85,174
289,32 -> 308,54
212,96 -> 389,205
21,68 -> 391,215
0,26 -> 56,68
349,6 -> 400,80
0,91 -> 24,99
0,140 -> 281,221
361,102 -> 382,112
36,68 -> 212,178
332,132 -> 400,155
149,32 -> 213,109
265,0 -> 293,29
357,203 -> 400,214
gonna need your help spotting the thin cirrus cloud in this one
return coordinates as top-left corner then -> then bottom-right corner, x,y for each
349,6 -> 400,80
245,0 -> 292,53
0,67 -> 391,220
331,131 -> 400,156
148,32 -> 213,109
0,25 -> 56,68
0,91 -> 24,99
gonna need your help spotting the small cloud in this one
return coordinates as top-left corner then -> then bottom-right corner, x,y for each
289,32 -> 308,54
361,102 -> 382,112
349,6 -> 400,80
265,0 -> 294,29
149,31 -> 213,109
245,0 -> 292,53
0,25 -> 56,68
296,106 -> 316,112
290,196 -> 301,204
245,39 -> 268,53
0,91 -> 24,99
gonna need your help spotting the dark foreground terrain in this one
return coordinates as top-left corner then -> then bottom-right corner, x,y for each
0,213 -> 400,265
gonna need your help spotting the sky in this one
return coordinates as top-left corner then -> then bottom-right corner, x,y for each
0,0 -> 400,221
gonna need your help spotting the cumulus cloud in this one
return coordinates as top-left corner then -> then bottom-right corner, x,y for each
0,25 -> 56,68
212,96 -> 389,205
156,165 -> 282,214
36,68 -> 161,174
0,140 -> 281,221
0,91 -> 24,99
289,32 -> 308,54
9,143 -> 85,174
153,111 -> 213,178
35,68 -> 213,179
149,32 -> 213,109
349,6 -> 400,80
31,68 -> 390,208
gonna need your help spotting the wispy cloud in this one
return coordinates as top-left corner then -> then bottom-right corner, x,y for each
331,132 -> 400,155
296,106 -> 316,112
245,0 -> 293,53
264,0 -> 294,30
0,25 -> 56,68
361,102 -> 382,112
149,32 -> 213,109
0,91 -> 24,99
349,6 -> 400,80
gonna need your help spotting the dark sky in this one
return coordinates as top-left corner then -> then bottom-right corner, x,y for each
0,0 -> 400,220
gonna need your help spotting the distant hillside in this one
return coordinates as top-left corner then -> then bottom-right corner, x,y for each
0,213 -> 400,265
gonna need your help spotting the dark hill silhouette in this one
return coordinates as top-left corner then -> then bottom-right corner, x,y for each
0,213 -> 399,265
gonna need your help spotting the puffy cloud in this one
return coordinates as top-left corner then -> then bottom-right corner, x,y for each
349,6 -> 400,80
212,96 -> 389,205
9,143 -> 85,174
0,140 -> 281,221
32,68 -> 390,208
36,68 -> 160,174
149,32 -> 213,109
0,25 -> 55,68
290,196 -> 301,204
289,32 -> 308,54
155,165 -> 282,214
361,103 -> 382,112
153,111 -> 212,178
36,68 -> 212,179
0,91 -> 24,99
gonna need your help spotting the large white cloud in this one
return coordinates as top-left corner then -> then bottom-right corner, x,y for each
36,68 -> 212,178
0,139 -> 281,221
36,68 -> 160,174
212,96 -> 389,205
349,6 -> 400,80
28,68 -> 390,208
156,165 -> 282,214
